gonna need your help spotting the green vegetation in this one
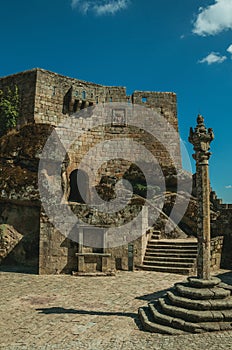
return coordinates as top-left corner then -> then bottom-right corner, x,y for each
134,184 -> 161,198
0,85 -> 20,137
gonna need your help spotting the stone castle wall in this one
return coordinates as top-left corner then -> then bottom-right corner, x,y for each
0,68 -> 182,198
0,70 -> 37,126
210,191 -> 232,269
34,69 -> 128,125
0,68 -> 182,274
0,68 -> 182,172
214,206 -> 232,269
39,203 -> 149,274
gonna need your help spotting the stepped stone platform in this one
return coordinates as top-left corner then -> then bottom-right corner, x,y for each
140,237 -> 198,275
139,276 -> 232,334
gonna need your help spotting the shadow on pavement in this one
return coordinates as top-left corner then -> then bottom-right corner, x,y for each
36,307 -> 137,319
135,287 -> 173,301
0,264 -> 37,274
216,271 -> 232,286
36,306 -> 146,331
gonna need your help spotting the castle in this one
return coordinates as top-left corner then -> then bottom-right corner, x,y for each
0,68 -> 231,274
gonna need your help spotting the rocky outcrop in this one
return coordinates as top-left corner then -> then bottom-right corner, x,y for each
0,123 -> 54,202
0,125 -> 50,267
0,224 -> 23,263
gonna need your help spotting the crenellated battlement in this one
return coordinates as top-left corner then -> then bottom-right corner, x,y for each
0,68 -> 178,127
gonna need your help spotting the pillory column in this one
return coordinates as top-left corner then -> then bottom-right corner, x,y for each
189,115 -> 214,280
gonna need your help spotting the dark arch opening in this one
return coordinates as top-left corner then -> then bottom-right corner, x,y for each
68,169 -> 90,203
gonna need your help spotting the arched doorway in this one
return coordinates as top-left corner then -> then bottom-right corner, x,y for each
68,169 -> 90,203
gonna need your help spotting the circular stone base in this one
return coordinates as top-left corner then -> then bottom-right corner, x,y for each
188,277 -> 221,288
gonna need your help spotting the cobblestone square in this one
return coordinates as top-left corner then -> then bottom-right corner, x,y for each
0,269 -> 232,349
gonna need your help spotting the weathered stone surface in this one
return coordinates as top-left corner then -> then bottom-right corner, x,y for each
189,115 -> 214,280
138,307 -> 186,335
0,68 -> 184,274
0,124 -> 54,202
0,224 -> 23,262
188,276 -> 221,288
167,290 -> 232,310
167,291 -> 211,310
139,277 -> 232,334
175,283 -> 231,300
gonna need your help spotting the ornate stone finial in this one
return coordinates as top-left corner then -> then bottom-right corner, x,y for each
188,115 -> 214,164
197,114 -> 204,125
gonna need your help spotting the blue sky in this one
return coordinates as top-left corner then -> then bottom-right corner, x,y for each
0,0 -> 232,202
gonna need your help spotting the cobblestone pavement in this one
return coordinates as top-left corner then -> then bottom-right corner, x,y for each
0,268 -> 232,350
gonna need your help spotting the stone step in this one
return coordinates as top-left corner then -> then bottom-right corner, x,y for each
148,242 -> 197,246
167,291 -> 232,311
143,260 -> 194,268
151,232 -> 161,240
144,257 -> 196,263
147,244 -> 197,250
175,283 -> 231,300
159,297 -> 232,323
152,231 -> 161,234
188,277 -> 221,288
140,302 -> 232,334
145,252 -> 197,258
148,302 -> 204,333
148,248 -> 196,253
138,306 -> 187,335
148,240 -> 197,246
146,248 -> 198,255
139,265 -> 192,275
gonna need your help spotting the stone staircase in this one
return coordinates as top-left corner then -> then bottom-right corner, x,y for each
140,233 -> 198,275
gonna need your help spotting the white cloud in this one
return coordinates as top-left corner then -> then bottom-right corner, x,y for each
193,0 -> 232,36
198,52 -> 227,64
71,0 -> 86,13
71,0 -> 130,15
225,185 -> 232,189
227,44 -> 232,55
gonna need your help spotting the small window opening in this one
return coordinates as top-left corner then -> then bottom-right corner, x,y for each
82,91 -> 86,100
142,97 -> 147,103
